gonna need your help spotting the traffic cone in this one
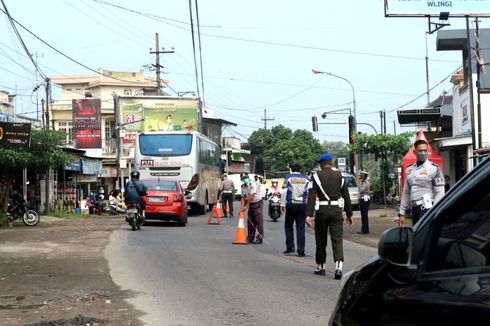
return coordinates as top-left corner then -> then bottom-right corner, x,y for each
233,211 -> 248,245
216,199 -> 223,219
207,203 -> 222,225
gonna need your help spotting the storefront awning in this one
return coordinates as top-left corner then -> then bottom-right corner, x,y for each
434,135 -> 472,148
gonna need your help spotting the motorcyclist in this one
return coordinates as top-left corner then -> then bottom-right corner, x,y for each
124,171 -> 148,215
267,179 -> 282,219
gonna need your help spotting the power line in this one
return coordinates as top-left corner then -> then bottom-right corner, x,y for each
0,7 -> 154,84
1,0 -> 47,79
91,0 -> 458,64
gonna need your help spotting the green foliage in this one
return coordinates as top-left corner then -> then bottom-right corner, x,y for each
248,125 -> 324,173
0,129 -> 69,171
351,132 -> 414,204
322,140 -> 351,167
49,210 -> 86,219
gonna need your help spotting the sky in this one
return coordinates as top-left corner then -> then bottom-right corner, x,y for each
0,0 -> 485,144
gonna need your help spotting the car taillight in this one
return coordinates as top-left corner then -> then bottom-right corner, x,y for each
187,174 -> 199,191
173,194 -> 184,202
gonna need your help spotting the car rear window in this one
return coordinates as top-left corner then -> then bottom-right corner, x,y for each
344,176 -> 357,188
144,180 -> 178,191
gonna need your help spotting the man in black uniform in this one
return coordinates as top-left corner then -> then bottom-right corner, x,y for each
305,153 -> 353,279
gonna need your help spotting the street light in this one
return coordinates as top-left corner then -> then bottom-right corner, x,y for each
312,69 -> 358,175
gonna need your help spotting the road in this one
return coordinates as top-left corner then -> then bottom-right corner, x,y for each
105,207 -> 376,326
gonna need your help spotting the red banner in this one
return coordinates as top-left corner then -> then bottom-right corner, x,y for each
72,99 -> 101,149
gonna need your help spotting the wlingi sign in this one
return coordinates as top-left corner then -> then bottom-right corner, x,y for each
385,0 -> 490,17
0,122 -> 31,148
72,99 -> 102,149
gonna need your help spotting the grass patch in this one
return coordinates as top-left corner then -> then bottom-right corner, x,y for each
48,210 -> 87,219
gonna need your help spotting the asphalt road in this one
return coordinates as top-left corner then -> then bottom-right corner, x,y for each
105,206 -> 376,326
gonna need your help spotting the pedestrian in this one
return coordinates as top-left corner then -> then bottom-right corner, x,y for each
357,170 -> 370,234
219,174 -> 235,218
305,152 -> 353,279
399,139 -> 445,227
240,172 -> 264,244
444,175 -> 450,193
280,162 -> 310,257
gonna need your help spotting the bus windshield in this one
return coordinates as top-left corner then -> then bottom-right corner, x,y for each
139,134 -> 192,156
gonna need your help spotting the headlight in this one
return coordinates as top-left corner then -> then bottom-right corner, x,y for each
340,270 -> 355,289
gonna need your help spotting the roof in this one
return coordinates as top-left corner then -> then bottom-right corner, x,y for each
51,69 -> 159,89
202,106 -> 237,126
437,28 -> 490,89
397,94 -> 453,125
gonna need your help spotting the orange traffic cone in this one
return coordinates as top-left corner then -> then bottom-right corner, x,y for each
233,211 -> 248,245
207,201 -> 222,225
216,199 -> 223,219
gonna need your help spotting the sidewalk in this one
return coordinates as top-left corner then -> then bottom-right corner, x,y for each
343,204 -> 400,248
0,215 -> 142,326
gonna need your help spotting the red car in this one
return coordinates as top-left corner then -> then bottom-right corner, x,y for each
142,179 -> 188,226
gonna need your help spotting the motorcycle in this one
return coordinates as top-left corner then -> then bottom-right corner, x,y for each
6,191 -> 40,226
126,201 -> 144,231
268,192 -> 281,222
104,203 -> 126,215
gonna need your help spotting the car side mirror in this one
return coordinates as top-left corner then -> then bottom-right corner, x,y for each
378,227 -> 413,267
184,190 -> 191,196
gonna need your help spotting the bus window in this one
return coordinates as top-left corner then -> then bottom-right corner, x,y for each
139,134 -> 192,156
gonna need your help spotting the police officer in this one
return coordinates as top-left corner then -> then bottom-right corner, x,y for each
219,174 -> 235,218
280,162 -> 310,257
306,153 -> 353,279
357,170 -> 370,234
399,139 -> 445,226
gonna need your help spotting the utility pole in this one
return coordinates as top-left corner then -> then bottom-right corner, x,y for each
380,110 -> 384,135
383,110 -> 387,135
149,33 -> 174,95
261,109 -> 275,129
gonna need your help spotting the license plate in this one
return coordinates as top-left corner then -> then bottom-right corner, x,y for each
148,196 -> 166,203
127,208 -> 138,213
271,202 -> 280,206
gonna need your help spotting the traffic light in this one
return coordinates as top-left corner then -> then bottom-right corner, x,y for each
312,115 -> 319,132
227,150 -> 233,166
348,115 -> 355,144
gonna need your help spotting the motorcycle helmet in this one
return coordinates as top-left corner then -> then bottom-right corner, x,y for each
130,170 -> 140,180
271,179 -> 278,187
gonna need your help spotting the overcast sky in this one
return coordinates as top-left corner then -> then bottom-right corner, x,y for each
1,0 -> 483,143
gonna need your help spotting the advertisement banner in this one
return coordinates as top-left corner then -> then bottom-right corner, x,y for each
118,97 -> 199,158
0,122 -> 31,148
72,99 -> 102,149
81,157 -> 103,175
385,0 -> 490,17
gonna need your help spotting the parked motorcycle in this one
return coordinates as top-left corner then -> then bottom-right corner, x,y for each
268,192 -> 281,222
104,203 -> 126,215
126,201 -> 144,231
6,190 -> 40,226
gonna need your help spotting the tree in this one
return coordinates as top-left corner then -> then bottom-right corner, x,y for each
249,125 -> 323,174
0,129 -> 70,215
322,140 -> 351,168
350,132 -> 414,204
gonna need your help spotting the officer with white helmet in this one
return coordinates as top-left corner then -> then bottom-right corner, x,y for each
399,139 -> 445,226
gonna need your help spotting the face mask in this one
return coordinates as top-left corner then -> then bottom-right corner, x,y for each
416,152 -> 428,162
242,178 -> 249,184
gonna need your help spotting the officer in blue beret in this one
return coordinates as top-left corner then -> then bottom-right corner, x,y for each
305,152 -> 353,279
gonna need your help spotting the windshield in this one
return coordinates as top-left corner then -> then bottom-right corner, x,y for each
139,134 -> 192,156
344,175 -> 357,188
143,180 -> 178,191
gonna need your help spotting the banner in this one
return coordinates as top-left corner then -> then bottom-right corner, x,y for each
72,99 -> 102,149
81,157 -> 102,175
385,0 -> 490,17
118,97 -> 199,158
0,122 -> 31,148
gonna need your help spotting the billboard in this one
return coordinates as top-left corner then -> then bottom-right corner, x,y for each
72,99 -> 102,149
117,97 -> 199,158
0,122 -> 31,148
385,0 -> 490,17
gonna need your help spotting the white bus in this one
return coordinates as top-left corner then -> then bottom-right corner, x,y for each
134,131 -> 221,214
